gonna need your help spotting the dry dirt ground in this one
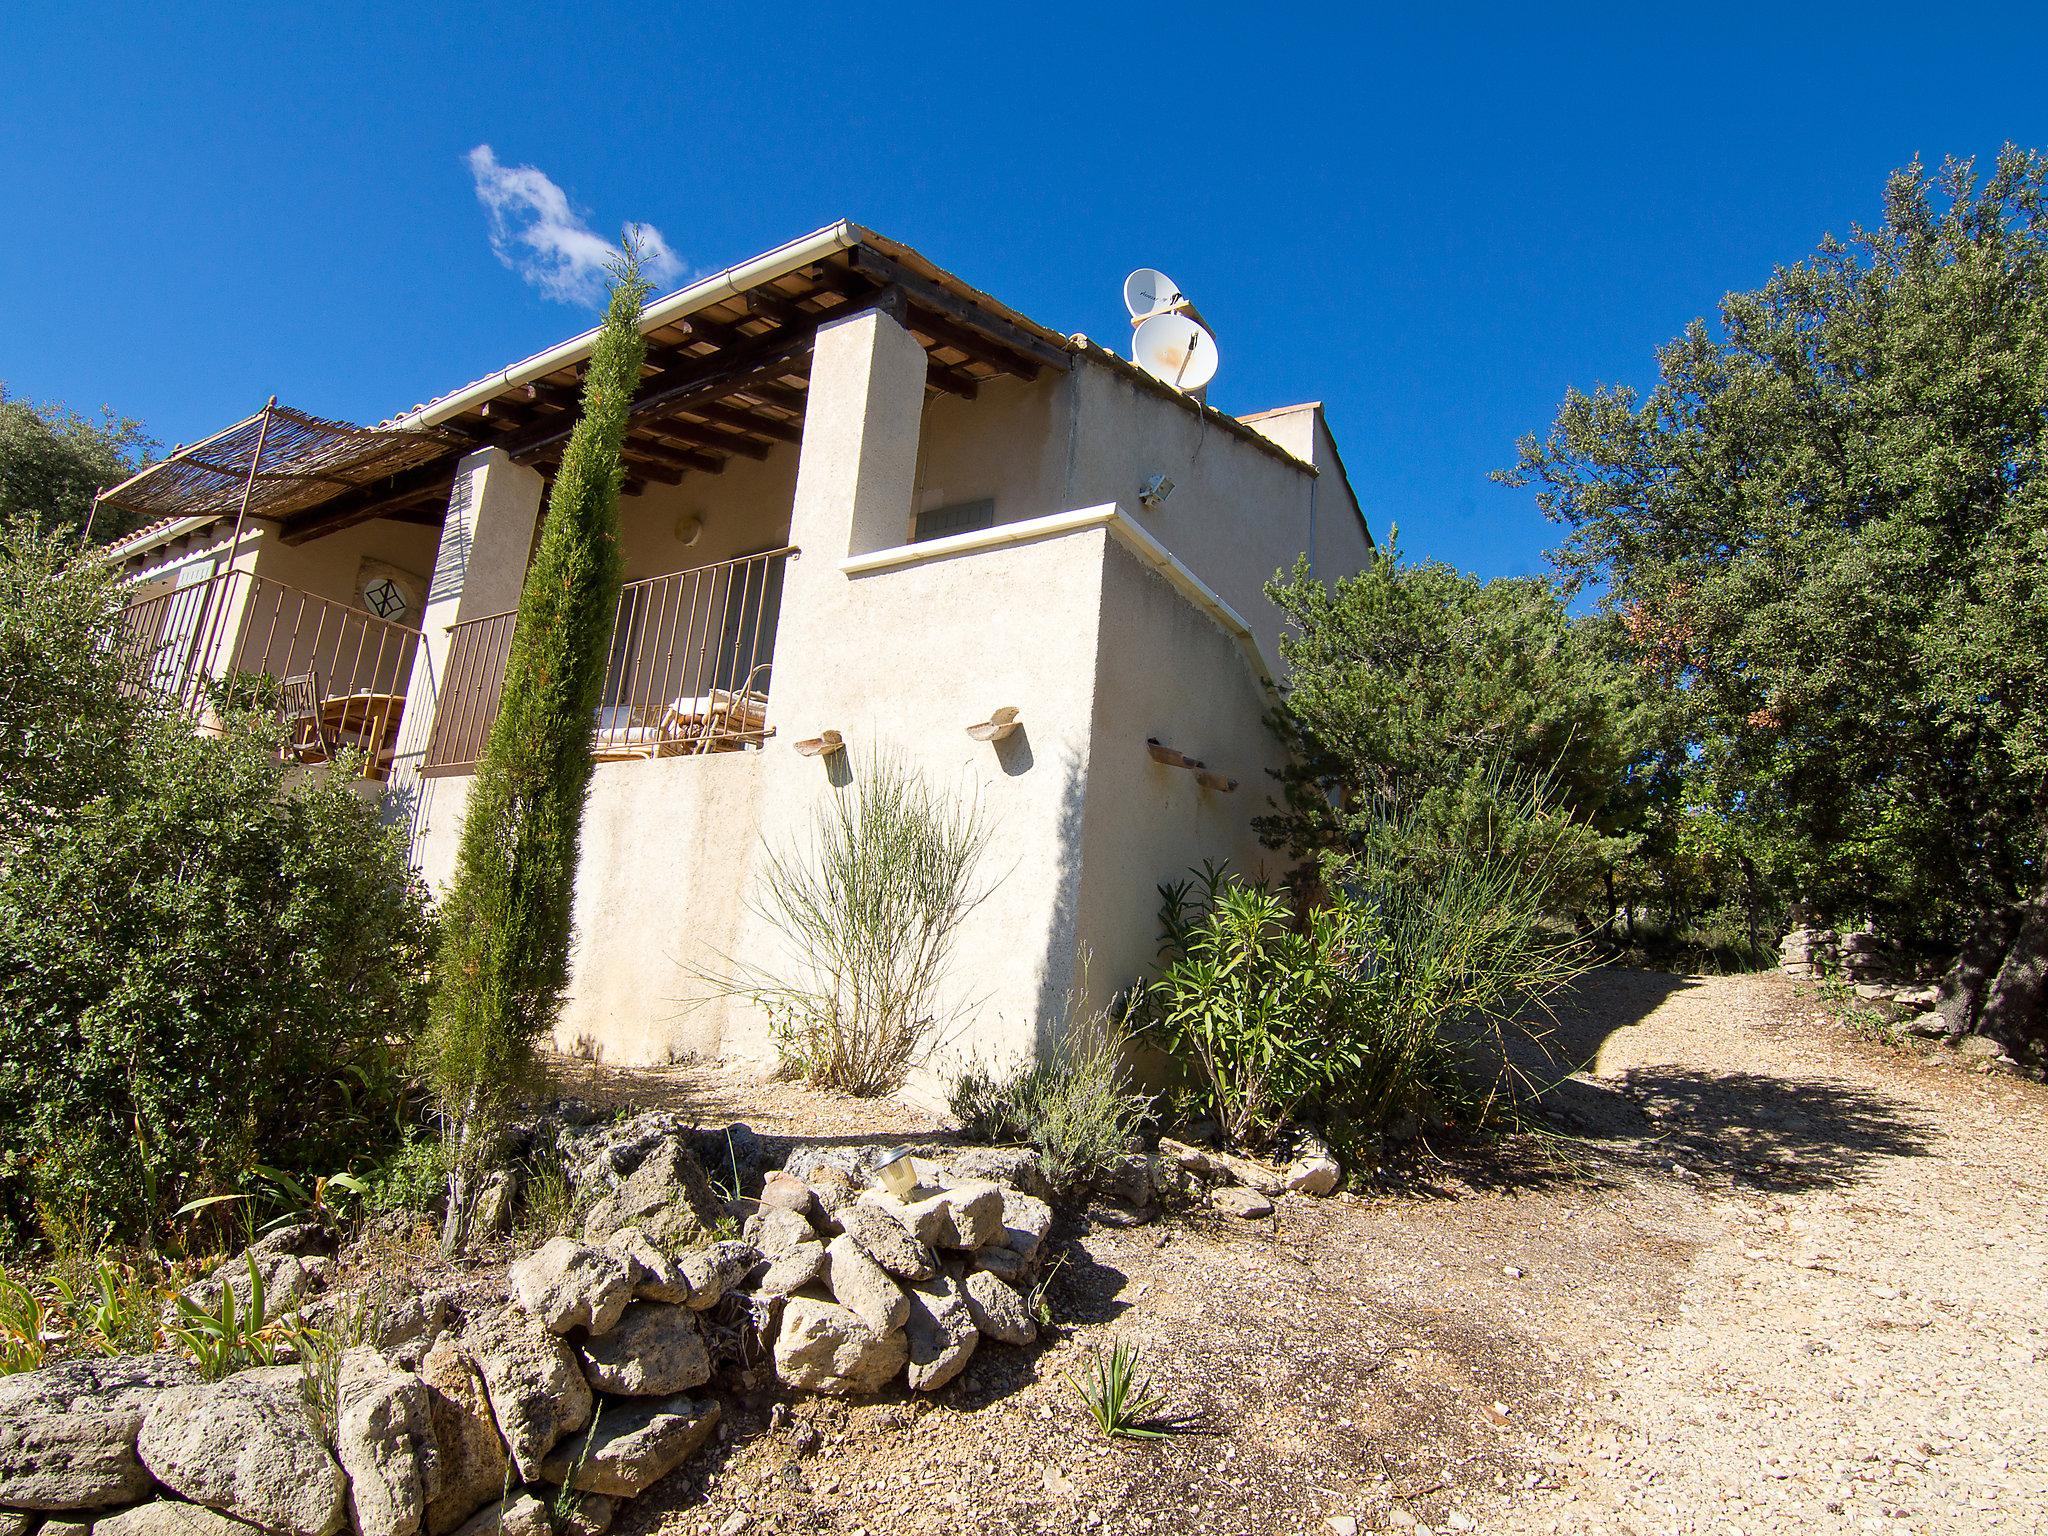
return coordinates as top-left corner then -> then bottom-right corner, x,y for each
571,971 -> 2047,1536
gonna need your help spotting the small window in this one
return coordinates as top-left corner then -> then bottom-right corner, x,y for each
913,498 -> 996,543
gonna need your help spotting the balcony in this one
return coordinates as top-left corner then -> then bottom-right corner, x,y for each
421,545 -> 793,777
116,569 -> 424,779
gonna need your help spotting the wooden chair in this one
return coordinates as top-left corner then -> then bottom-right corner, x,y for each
281,673 -> 336,764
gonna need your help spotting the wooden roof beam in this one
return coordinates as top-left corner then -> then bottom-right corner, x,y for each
623,435 -> 724,475
847,248 -> 1073,376
684,401 -> 802,444
277,458 -> 458,544
636,413 -> 772,460
908,304 -> 1042,382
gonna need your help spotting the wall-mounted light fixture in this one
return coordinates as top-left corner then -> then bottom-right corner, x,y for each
1146,736 -> 1236,792
1138,474 -> 1175,511
967,706 -> 1022,742
795,729 -> 845,758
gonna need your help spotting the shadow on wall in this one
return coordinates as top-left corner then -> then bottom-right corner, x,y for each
1031,747 -> 1090,1063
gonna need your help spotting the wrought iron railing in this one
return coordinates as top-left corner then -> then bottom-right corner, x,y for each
421,545 -> 793,777
117,569 -> 424,778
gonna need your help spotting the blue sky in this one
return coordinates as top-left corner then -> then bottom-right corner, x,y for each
4,3 -> 2043,579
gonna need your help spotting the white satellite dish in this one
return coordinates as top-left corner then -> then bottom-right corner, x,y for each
1123,268 -> 1183,320
1132,311 -> 1220,391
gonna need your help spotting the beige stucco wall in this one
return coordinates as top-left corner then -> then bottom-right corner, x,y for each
615,442 -> 799,580
1067,536 -> 1285,1035
556,749 -> 770,1062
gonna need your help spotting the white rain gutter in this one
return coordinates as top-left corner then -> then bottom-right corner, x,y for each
838,502 -> 1277,690
397,220 -> 872,430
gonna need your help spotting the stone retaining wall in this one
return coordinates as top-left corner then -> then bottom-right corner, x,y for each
0,1137 -> 1058,1536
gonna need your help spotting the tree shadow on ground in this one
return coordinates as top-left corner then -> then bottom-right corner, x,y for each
1565,1065 -> 1937,1193
1415,968 -> 1937,1198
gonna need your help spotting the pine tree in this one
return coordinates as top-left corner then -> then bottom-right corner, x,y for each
423,249 -> 649,1242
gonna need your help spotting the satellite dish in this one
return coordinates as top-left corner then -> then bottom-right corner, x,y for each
1124,268 -> 1183,320
1132,311 -> 1220,391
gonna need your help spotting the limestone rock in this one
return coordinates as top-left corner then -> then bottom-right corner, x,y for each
677,1241 -> 758,1311
836,1202 -> 937,1280
743,1206 -> 817,1257
771,1298 -> 909,1394
580,1139 -> 727,1251
971,1243 -> 1031,1285
997,1190 -> 1053,1261
863,1182 -> 1004,1251
0,1355 -> 198,1510
334,1348 -> 439,1536
602,1227 -> 690,1305
790,1159 -> 860,1225
823,1235 -> 910,1333
578,1303 -> 711,1396
538,1397 -> 720,1498
1284,1155 -> 1342,1197
459,1306 -> 592,1483
781,1146 -> 872,1186
41,1519 -> 90,1536
508,1239 -> 634,1337
447,1493 -> 549,1536
1209,1184 -> 1274,1218
944,1147 -> 1054,1202
415,1339 -> 507,1536
469,1171 -> 517,1238
137,1366 -> 346,1536
0,1513 -> 29,1536
757,1171 -> 817,1219
962,1270 -> 1037,1346
1095,1153 -> 1159,1211
1157,1138 -> 1284,1196
902,1272 -> 979,1392
94,1505 -> 265,1536
749,1240 -> 826,1299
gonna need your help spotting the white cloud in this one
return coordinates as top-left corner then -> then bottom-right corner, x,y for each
466,145 -> 684,305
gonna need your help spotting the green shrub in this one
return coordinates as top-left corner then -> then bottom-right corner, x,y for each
950,996 -> 1149,1192
366,1137 -> 451,1217
0,669 -> 435,1252
1152,806 -> 1588,1149
1151,865 -> 1391,1151
718,750 -> 994,1095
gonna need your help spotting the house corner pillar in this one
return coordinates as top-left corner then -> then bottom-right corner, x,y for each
385,447 -> 545,812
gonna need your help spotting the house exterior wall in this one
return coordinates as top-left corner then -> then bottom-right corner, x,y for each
1068,535 -> 1284,1035
393,308 -> 1373,1086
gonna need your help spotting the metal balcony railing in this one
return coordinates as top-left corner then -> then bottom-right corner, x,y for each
421,545 -> 792,777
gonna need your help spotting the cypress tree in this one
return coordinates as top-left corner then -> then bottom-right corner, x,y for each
424,249 -> 649,1239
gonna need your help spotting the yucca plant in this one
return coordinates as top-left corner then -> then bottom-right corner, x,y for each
0,1265 -> 49,1374
1067,1339 -> 1171,1439
53,1258 -> 166,1355
165,1255 -> 282,1379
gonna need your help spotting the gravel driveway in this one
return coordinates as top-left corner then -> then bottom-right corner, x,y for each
612,969 -> 2046,1536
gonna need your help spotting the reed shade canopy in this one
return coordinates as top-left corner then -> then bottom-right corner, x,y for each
97,405 -> 468,525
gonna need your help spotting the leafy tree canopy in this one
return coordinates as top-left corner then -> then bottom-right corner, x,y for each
1259,539 -> 1654,912
0,519 -> 434,1252
0,385 -> 153,544
1503,148 -> 2048,954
